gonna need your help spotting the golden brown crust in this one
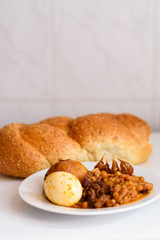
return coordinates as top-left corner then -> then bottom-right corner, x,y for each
40,116 -> 72,134
20,123 -> 83,165
0,124 -> 50,177
0,113 -> 153,177
69,113 -> 152,164
115,113 -> 151,140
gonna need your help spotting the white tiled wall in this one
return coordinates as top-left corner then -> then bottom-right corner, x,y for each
0,0 -> 159,130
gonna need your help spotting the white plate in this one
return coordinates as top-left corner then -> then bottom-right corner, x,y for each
18,162 -> 160,216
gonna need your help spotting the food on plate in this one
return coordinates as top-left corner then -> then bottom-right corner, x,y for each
0,113 -> 152,178
45,159 -> 88,184
44,171 -> 82,206
44,158 -> 153,209
75,158 -> 153,208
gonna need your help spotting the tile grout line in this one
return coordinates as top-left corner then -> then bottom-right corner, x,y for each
48,0 -> 58,115
0,98 -> 160,104
151,0 -> 159,131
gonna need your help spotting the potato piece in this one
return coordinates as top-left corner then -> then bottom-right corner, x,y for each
45,159 -> 88,184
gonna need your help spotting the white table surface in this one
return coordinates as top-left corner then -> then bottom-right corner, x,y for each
1,133 -> 160,240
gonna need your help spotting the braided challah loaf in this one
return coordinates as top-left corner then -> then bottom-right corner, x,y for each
0,113 -> 152,177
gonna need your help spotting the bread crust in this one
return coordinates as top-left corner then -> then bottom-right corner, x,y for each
0,124 -> 50,177
69,113 -> 152,164
40,116 -> 72,134
20,123 -> 83,165
0,113 -> 152,177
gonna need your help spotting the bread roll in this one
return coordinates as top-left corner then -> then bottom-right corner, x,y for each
0,113 -> 152,177
69,113 -> 152,164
